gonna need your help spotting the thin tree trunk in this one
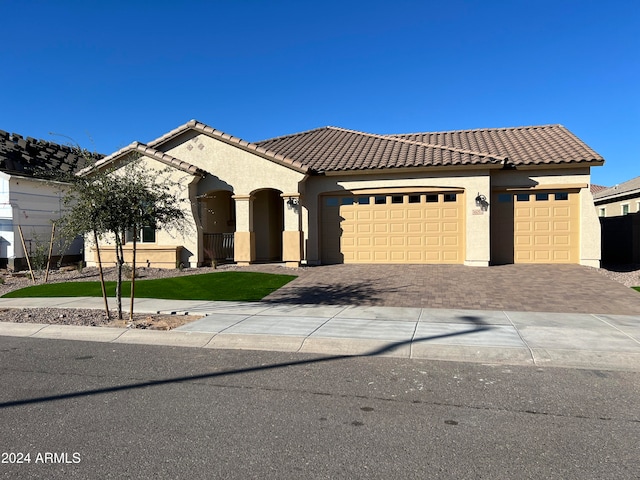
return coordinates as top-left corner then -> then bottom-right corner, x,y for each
17,225 -> 36,284
93,230 -> 110,320
129,225 -> 137,322
44,223 -> 56,283
115,231 -> 124,320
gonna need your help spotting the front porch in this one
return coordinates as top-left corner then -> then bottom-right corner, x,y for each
198,187 -> 303,268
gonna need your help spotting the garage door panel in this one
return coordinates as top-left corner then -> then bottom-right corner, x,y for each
534,235 -> 550,245
374,251 -> 389,261
391,236 -> 406,246
357,251 -> 372,261
357,237 -> 372,247
407,209 -> 423,219
407,223 -> 423,233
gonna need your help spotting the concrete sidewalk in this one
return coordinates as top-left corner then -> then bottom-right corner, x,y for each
0,297 -> 639,371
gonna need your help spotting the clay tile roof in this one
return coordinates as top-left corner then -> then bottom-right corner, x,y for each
590,184 -> 609,195
593,175 -> 640,201
84,142 -> 205,177
0,129 -> 102,179
255,127 -> 507,173
391,124 -> 604,167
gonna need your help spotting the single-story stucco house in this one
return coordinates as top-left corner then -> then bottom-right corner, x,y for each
86,120 -> 604,269
593,175 -> 640,218
0,130 -> 98,270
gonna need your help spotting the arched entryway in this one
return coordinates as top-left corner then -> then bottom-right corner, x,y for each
199,189 -> 235,264
252,188 -> 284,262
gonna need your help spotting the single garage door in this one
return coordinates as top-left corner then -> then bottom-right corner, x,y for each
321,191 -> 464,264
514,190 -> 580,263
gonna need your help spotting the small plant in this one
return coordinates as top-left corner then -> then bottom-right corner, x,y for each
27,233 -> 50,274
121,263 -> 140,279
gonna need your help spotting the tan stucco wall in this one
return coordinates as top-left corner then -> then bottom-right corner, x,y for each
163,132 -> 305,196
491,167 -> 601,267
596,196 -> 640,218
302,169 -> 493,266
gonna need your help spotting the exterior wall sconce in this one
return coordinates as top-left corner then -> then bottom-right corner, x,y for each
286,197 -> 300,209
475,193 -> 489,211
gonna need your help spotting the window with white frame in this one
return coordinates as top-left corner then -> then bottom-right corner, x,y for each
621,203 -> 630,215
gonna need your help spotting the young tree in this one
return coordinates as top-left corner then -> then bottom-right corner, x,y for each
58,157 -> 186,320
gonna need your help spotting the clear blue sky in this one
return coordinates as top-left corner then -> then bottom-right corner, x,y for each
2,0 -> 638,187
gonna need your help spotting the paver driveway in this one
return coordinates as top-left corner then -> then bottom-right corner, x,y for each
253,264 -> 640,315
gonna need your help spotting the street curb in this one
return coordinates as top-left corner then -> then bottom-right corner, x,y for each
2,321 -> 640,371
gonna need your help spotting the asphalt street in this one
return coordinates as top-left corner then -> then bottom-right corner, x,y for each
1,336 -> 638,479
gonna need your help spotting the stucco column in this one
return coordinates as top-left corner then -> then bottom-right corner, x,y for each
465,178 -> 492,267
281,193 -> 303,267
233,194 -> 255,265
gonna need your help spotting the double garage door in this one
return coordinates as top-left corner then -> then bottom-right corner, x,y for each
321,191 -> 464,264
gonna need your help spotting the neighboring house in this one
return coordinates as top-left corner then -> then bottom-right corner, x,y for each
593,176 -> 640,218
593,176 -> 640,264
86,120 -> 604,269
0,130 -> 99,270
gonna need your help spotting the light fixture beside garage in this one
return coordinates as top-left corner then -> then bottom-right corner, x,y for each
475,193 -> 489,211
286,196 -> 299,209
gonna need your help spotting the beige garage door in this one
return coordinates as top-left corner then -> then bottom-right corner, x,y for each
513,191 -> 580,263
321,191 -> 464,264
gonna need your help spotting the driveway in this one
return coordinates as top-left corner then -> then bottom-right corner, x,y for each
252,264 -> 640,315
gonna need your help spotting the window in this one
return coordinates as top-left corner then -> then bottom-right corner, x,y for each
554,192 -> 569,201
498,193 -> 512,203
443,193 -> 457,202
357,196 -> 370,205
341,197 -> 354,206
599,208 -> 606,217
516,194 -> 530,202
535,193 -> 549,201
622,203 -> 630,215
126,226 -> 156,244
408,194 -> 421,204
374,195 -> 386,205
425,194 -> 438,203
325,197 -> 338,207
391,195 -> 403,204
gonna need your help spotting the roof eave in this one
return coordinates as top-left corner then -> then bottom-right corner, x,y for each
318,162 -> 506,176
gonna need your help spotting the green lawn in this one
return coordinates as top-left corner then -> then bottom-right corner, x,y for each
2,272 -> 296,302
